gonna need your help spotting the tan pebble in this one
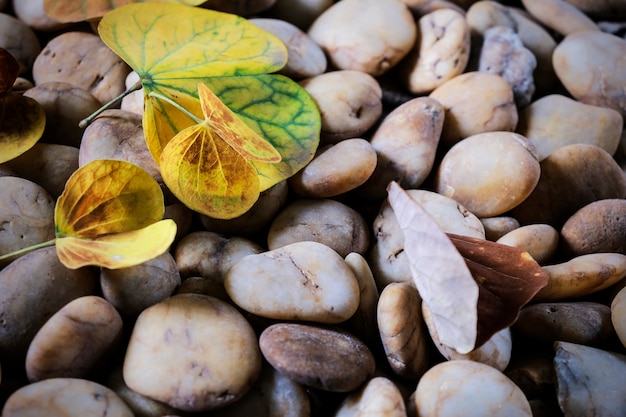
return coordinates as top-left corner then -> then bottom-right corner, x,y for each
225,241 -> 360,323
123,294 -> 262,412
100,252 -> 181,316
259,323 -> 375,392
12,0 -> 68,31
429,72 -> 517,146
534,253 -> 626,302
478,26 -> 536,107
268,198 -> 369,257
611,286 -> 626,348
2,378 -> 133,417
378,283 -> 429,381
515,302 -> 615,347
480,216 -> 520,241
120,71 -> 143,115
199,180 -> 288,235
343,252 -> 380,344
496,224 -> 558,264
33,31 -> 129,104
517,94 -> 623,160
0,13 -> 41,74
289,138 -> 377,198
25,296 -> 122,382
466,1 -> 558,94
553,31 -> 626,117
0,247 -> 97,361
511,144 -> 626,227
212,363 -> 311,417
369,189 -> 485,288
422,303 -> 512,371
435,131 -> 540,218
23,82 -> 101,148
300,70 -> 382,143
412,360 -> 532,417
334,377 -> 407,417
250,18 -> 326,79
401,8 -> 470,94
360,97 -> 444,200
554,341 -> 626,416
173,231 -> 262,280
521,0 -> 598,36
308,0 -> 416,76
561,199 -> 626,256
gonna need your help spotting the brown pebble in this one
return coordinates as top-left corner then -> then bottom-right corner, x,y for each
259,323 -> 375,392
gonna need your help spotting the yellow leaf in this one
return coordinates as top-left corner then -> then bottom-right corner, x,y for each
55,159 -> 165,238
0,94 -> 45,164
160,123 -> 260,219
198,82 -> 281,163
56,219 -> 177,269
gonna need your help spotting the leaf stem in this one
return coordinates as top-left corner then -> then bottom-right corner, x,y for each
79,80 -> 143,128
0,239 -> 57,262
148,91 -> 203,124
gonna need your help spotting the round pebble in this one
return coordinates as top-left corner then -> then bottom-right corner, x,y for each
225,241 -> 360,323
123,293 -> 262,412
611,286 -> 626,348
259,323 -> 375,392
496,224 -> 559,264
334,377 -> 407,417
521,0 -> 598,36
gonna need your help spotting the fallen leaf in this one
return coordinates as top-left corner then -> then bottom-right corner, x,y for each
447,233 -> 548,348
387,181 -> 479,354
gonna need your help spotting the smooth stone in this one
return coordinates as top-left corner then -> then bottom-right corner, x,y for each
435,131 -> 540,218
611,286 -> 626,348
173,231 -> 262,280
534,253 -> 626,302
554,341 -> 626,417
25,296 -> 123,382
259,323 -> 375,392
517,94 -> 623,161
478,26 -> 536,107
0,177 -> 55,264
250,18 -> 326,79
429,72 -> 518,146
496,224 -> 559,264
401,8 -> 469,94
0,246 -> 97,361
565,0 -> 626,19
521,0 -> 598,36
553,31 -> 626,117
268,198 -> 370,257
466,1 -> 558,94
412,360 -> 532,417
511,144 -> 626,227
504,356 -> 555,399
123,294 -> 262,412
422,303 -> 512,371
334,377 -> 407,417
514,302 -> 615,346
175,275 -> 230,301
360,96 -> 444,200
343,252 -> 380,344
369,189 -> 485,288
289,138 -> 377,198
2,378 -> 133,417
561,199 -> 626,256
378,283 -> 429,381
480,216 -> 520,241
225,241 -> 360,323
100,251 -> 181,316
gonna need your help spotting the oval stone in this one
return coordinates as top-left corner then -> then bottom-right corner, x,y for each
259,323 -> 375,392
553,31 -> 626,117
123,294 -> 262,412
225,241 -> 359,323
25,295 -> 123,382
2,378 -> 133,417
435,131 -> 540,217
334,377 -> 407,417
611,286 -> 626,348
517,94 -> 623,161
521,0 -> 598,36
413,360 -> 532,417
496,224 -> 559,264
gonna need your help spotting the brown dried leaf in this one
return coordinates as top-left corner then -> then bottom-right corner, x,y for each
447,233 -> 548,348
387,181 -> 479,354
